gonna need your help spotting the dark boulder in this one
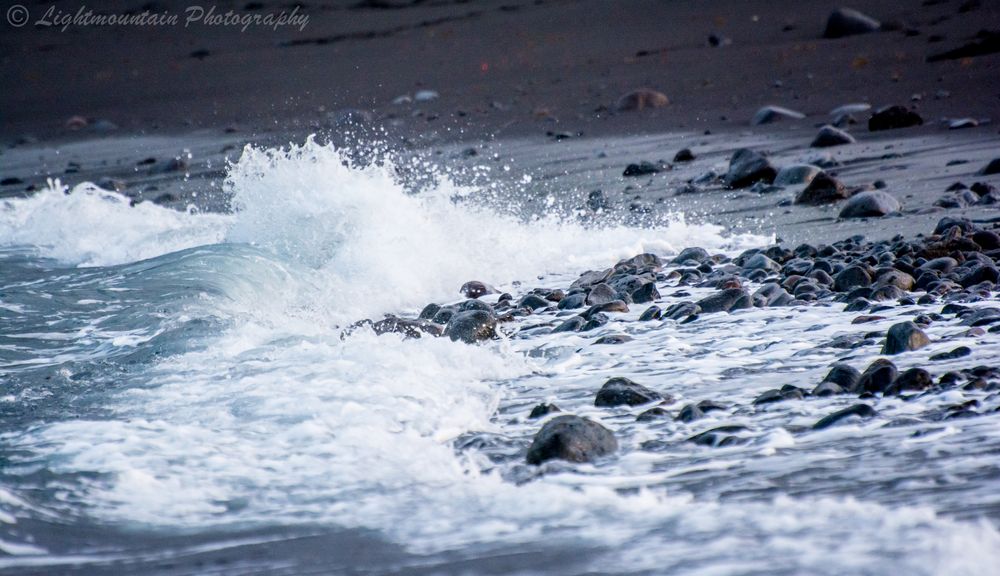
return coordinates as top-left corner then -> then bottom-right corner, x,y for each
595,377 -> 662,407
526,415 -> 618,465
813,404 -> 877,430
696,288 -> 750,314
885,368 -> 933,395
882,321 -> 930,354
528,403 -> 561,419
980,158 -> 1000,176
820,363 -> 861,392
823,8 -> 881,39
631,282 -> 661,304
833,265 -> 872,292
460,281 -> 497,299
795,172 -> 849,205
444,310 -> 497,344
838,191 -> 901,218
674,148 -> 695,162
725,148 -> 776,189
869,105 -> 923,131
811,125 -> 855,148
857,359 -> 898,393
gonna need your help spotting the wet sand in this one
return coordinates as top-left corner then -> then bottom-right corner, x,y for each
3,0 -> 999,246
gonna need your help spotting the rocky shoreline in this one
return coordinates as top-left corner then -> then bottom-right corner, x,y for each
348,212 -> 1000,469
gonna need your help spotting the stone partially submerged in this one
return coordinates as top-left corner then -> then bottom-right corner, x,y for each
526,415 -> 618,465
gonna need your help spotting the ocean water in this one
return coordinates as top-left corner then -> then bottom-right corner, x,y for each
1,139 -> 999,575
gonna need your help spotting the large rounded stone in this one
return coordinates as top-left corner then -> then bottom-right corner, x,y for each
751,105 -> 805,126
594,377 -> 662,407
833,265 -> 872,292
882,321 -> 930,355
839,191 -> 901,218
526,415 -> 618,465
774,164 -> 822,186
615,89 -> 669,112
725,148 -> 776,189
869,105 -> 923,131
811,125 -> 856,148
823,8 -> 881,39
444,310 -> 497,344
795,172 -> 849,205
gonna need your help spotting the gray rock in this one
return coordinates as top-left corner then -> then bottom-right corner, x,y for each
834,265 -> 873,292
774,164 -> 822,186
615,89 -> 669,111
528,403 -> 561,419
460,281 -> 497,299
751,105 -> 806,126
526,415 -> 618,465
980,158 -> 1000,175
631,282 -> 660,304
519,294 -> 550,310
857,359 -> 897,393
743,253 -> 781,273
811,125 -> 856,148
674,148 -> 695,162
558,293 -> 588,310
795,172 -> 849,205
882,321 -> 930,355
594,334 -> 634,345
696,288 -> 750,314
823,8 -> 881,39
813,404 -> 877,430
638,305 -> 662,321
875,269 -> 914,291
595,377 -> 662,407
671,247 -> 710,264
885,368 -> 933,395
869,105 -> 923,131
821,363 -> 861,391
444,310 -> 497,344
586,283 -> 618,305
839,191 -> 901,218
725,148 -> 777,189
552,316 -> 586,333
829,103 -> 871,117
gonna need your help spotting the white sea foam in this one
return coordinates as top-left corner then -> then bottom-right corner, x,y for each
3,139 -> 1000,574
0,181 -> 229,267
